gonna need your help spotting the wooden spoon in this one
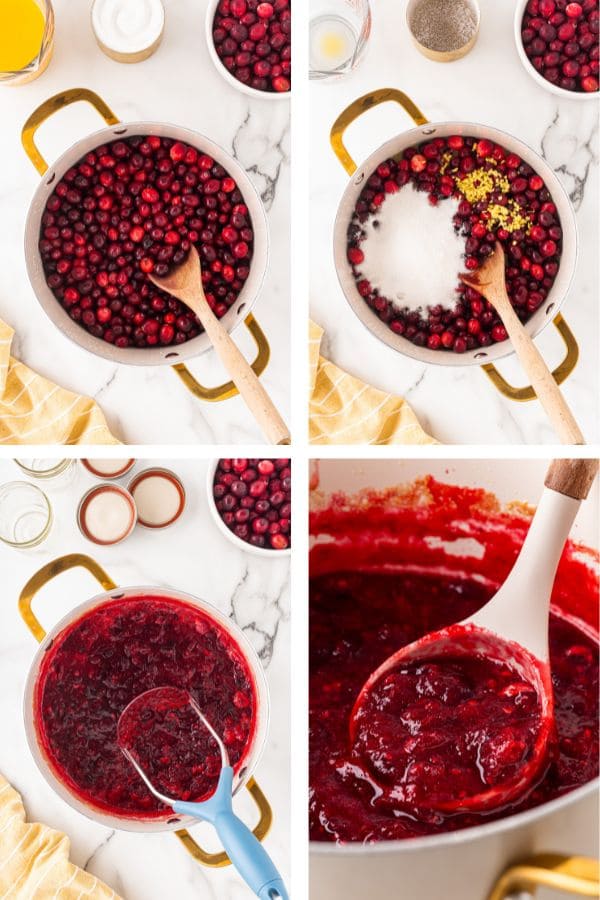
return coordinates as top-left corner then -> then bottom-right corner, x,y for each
150,245 -> 290,445
352,457 -> 598,815
460,243 -> 584,445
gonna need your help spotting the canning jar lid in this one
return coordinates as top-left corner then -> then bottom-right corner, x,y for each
77,484 -> 137,545
128,467 -> 186,529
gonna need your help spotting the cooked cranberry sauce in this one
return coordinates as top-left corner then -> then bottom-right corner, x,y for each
309,479 -> 599,842
213,458 -> 291,550
351,651 -> 543,814
35,595 -> 256,818
521,0 -> 599,94
39,135 -> 254,349
117,687 -> 225,801
346,136 -> 562,353
212,0 -> 291,94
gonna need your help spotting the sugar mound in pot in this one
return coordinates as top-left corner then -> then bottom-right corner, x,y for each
356,186 -> 466,313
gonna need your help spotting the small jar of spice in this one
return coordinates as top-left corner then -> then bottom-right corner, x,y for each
406,0 -> 480,62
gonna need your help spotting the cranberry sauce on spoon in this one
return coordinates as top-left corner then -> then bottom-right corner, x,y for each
33,594 -> 257,818
309,478 -> 599,842
351,646 -> 544,813
117,687 -> 223,804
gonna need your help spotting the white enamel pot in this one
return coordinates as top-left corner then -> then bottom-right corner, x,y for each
19,553 -> 275,872
22,88 -> 271,405
331,88 -> 580,403
310,458 -> 599,900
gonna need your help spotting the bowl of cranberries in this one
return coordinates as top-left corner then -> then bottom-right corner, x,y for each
208,458 -> 291,555
516,0 -> 599,98
332,94 -> 578,376
24,91 -> 270,377
207,0 -> 291,99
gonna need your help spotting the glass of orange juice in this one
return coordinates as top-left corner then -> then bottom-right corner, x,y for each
0,0 -> 54,86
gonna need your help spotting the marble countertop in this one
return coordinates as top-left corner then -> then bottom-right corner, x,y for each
0,458 -> 290,899
310,0 -> 599,445
0,0 -> 290,445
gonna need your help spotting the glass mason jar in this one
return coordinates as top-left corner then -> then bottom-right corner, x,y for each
0,0 -> 55,86
14,459 -> 74,480
0,481 -> 53,549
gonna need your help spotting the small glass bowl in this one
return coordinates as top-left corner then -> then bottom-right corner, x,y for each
0,0 -> 55,86
0,482 -> 53,548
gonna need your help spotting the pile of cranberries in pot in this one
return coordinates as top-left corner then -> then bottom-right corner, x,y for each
212,0 -> 291,94
521,0 -> 599,93
38,135 -> 253,350
213,458 -> 291,550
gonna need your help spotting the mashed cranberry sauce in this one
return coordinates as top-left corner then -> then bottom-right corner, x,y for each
39,135 -> 254,349
309,478 -> 599,842
34,595 -> 256,818
117,687 -> 224,801
346,136 -> 562,353
351,652 -> 543,814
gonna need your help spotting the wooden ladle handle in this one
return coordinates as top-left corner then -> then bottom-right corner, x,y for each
192,294 -> 290,445
545,458 -> 598,500
488,298 -> 584,445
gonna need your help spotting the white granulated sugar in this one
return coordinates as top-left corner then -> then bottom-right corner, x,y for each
357,186 -> 466,313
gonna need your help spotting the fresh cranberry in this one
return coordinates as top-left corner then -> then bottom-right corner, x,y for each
35,596 -> 256,818
521,0 -> 598,92
212,0 -> 291,93
346,135 -> 562,353
39,136 -> 254,349
213,458 -> 291,550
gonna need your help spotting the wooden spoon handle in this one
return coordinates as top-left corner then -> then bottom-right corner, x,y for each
489,292 -> 584,445
191,293 -> 290,445
545,458 -> 598,500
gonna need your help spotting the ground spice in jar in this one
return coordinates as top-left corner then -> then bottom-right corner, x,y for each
410,0 -> 477,52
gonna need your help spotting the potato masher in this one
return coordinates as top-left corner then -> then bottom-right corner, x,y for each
118,687 -> 288,900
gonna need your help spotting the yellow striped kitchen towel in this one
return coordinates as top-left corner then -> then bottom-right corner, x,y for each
0,773 -> 121,899
0,319 -> 120,445
309,320 -> 437,445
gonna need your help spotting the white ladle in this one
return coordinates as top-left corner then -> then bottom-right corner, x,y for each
352,457 -> 598,814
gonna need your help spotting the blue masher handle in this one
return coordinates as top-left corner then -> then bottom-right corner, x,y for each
174,767 -> 289,900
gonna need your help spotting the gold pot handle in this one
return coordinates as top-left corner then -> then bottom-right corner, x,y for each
19,553 -> 116,642
330,88 -> 428,175
482,313 -> 579,402
487,853 -> 599,899
171,313 -> 271,403
22,88 -> 119,176
175,777 -> 273,868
